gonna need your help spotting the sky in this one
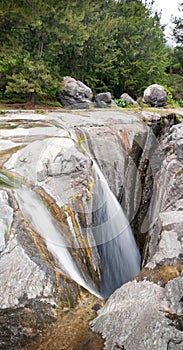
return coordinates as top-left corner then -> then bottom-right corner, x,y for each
153,0 -> 181,45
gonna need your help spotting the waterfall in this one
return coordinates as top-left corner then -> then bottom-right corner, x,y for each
14,186 -> 101,298
1,164 -> 140,299
92,161 -> 141,297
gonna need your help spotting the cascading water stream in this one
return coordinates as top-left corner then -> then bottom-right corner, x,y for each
92,161 -> 141,297
0,172 -> 100,297
72,131 -> 141,297
14,186 -> 101,298
1,156 -> 141,299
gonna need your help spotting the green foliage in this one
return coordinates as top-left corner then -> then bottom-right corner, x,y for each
166,4 -> 183,100
0,174 -> 13,188
0,0 -> 181,104
38,99 -> 61,107
177,99 -> 183,107
5,224 -> 10,240
34,110 -> 45,115
114,98 -> 129,108
0,90 -> 28,103
172,3 -> 183,46
0,170 -> 19,188
76,135 -> 85,153
5,57 -> 62,105
162,85 -> 174,105
165,46 -> 183,100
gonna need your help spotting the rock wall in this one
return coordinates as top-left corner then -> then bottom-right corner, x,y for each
91,114 -> 183,350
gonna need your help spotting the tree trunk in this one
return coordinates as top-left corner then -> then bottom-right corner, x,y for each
29,92 -> 36,107
38,32 -> 44,59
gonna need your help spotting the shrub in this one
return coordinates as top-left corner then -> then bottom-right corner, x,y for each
162,85 -> 174,105
177,99 -> 183,107
114,98 -> 129,108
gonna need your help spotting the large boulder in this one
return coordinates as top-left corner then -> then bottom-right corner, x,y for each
94,92 -> 115,108
143,84 -> 167,107
120,93 -> 138,105
57,76 -> 92,109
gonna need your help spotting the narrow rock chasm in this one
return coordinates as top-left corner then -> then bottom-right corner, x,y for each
0,109 -> 182,350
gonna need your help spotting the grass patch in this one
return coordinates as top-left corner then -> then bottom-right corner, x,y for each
34,109 -> 46,115
0,170 -> 19,188
5,224 -> 10,240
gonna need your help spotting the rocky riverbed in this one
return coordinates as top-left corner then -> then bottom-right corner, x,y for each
0,108 -> 182,349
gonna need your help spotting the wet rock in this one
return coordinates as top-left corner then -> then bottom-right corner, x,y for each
136,262 -> 180,288
78,122 -> 147,205
90,280 -> 183,350
0,212 -> 57,348
90,111 -> 183,349
23,293 -> 104,350
120,93 -> 138,105
143,84 -> 167,107
94,92 -> 115,108
0,208 -> 82,348
0,299 -> 56,350
0,190 -> 13,252
145,147 -> 183,264
57,76 -> 92,109
0,109 -> 183,349
0,210 -> 59,309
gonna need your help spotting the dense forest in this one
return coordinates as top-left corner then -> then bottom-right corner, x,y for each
0,0 -> 182,106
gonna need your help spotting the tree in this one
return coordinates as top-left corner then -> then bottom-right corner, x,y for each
0,0 -> 92,104
0,1 -> 64,103
172,2 -> 183,46
0,0 -> 171,103
167,2 -> 183,99
110,0 -> 168,97
5,57 -> 59,106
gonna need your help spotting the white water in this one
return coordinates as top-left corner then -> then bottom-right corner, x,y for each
92,161 -> 141,297
1,165 -> 141,298
15,186 -> 101,298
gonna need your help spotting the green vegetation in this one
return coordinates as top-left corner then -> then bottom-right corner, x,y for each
0,178 -> 13,188
0,109 -> 5,115
76,135 -> 85,154
0,0 -> 182,106
0,170 -> 18,188
166,3 -> 183,102
5,223 -> 10,240
162,85 -> 174,105
114,98 -> 130,108
177,99 -> 183,107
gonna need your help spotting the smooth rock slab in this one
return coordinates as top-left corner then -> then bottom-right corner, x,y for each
4,132 -> 76,184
